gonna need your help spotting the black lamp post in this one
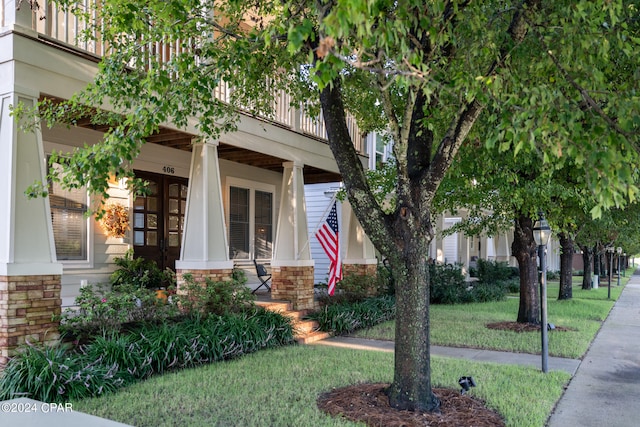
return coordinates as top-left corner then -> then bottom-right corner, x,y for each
607,246 -> 614,299
617,247 -> 622,286
533,212 -> 552,373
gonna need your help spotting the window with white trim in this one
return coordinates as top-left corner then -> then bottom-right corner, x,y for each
48,160 -> 90,262
227,178 -> 275,260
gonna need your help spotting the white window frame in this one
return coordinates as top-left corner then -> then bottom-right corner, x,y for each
45,143 -> 94,269
226,177 -> 276,261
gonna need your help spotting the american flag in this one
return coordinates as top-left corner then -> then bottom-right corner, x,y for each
315,201 -> 342,295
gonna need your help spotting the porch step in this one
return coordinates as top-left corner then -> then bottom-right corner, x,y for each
256,300 -> 331,345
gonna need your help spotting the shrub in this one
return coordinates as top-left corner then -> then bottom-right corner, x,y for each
547,270 -> 560,280
57,283 -> 180,341
377,261 -> 395,295
0,342 -> 129,403
316,273 -> 373,306
476,259 -> 517,283
110,249 -> 175,290
307,295 -> 395,335
429,263 -> 508,304
429,263 -> 468,304
177,270 -> 254,315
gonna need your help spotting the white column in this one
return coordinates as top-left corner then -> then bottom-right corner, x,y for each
176,141 -> 233,270
2,0 -> 38,32
341,200 -> 376,265
495,233 -> 507,261
0,92 -> 62,275
272,161 -> 313,267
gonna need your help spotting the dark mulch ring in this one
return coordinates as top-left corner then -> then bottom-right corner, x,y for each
317,383 -> 505,427
486,321 -> 574,333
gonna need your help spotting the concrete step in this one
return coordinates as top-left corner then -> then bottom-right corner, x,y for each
294,319 -> 319,335
296,330 -> 332,345
257,300 -> 331,345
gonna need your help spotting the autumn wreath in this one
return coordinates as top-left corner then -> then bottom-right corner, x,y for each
99,203 -> 130,238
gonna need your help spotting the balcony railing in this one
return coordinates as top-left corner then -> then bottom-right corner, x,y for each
23,1 -> 364,152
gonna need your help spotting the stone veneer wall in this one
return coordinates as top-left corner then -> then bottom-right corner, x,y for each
0,275 -> 62,367
271,266 -> 315,311
342,263 -> 379,296
175,269 -> 234,289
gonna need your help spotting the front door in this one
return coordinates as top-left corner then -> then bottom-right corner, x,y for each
132,171 -> 188,271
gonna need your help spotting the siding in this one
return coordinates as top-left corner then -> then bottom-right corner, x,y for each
305,183 -> 341,284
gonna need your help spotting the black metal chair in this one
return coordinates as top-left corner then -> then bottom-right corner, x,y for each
252,260 -> 272,294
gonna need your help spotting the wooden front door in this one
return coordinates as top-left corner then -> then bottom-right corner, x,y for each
132,171 -> 188,271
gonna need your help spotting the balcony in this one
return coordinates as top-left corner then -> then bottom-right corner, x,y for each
12,0 -> 364,154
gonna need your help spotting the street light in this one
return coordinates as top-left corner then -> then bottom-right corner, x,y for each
533,212 -> 552,373
617,247 -> 622,286
607,246 -> 614,299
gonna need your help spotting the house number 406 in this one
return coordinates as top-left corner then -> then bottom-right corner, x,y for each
162,166 -> 175,174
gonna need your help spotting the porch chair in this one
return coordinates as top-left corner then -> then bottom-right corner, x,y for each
252,260 -> 272,294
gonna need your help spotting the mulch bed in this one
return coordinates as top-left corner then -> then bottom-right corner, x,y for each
486,321 -> 574,333
317,383 -> 505,427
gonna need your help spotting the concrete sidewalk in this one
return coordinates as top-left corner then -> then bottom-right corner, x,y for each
546,275 -> 640,427
316,336 -> 581,375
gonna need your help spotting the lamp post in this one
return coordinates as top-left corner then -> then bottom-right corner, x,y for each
607,246 -> 614,299
617,247 -> 622,286
533,212 -> 552,373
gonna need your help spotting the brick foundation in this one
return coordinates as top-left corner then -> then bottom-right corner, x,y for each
176,268 -> 234,289
271,266 -> 315,311
0,275 -> 62,367
342,263 -> 379,296
342,263 -> 378,278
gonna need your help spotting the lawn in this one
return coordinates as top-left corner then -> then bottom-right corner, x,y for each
73,345 -> 570,427
352,274 -> 628,359
70,272 -> 628,426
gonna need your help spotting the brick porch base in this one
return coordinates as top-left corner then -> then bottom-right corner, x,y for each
271,265 -> 315,311
175,268 -> 234,288
0,275 -> 61,367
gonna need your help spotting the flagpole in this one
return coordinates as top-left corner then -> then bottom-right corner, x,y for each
298,190 -> 338,257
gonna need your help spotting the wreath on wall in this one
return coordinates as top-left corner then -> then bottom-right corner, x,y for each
99,203 -> 130,238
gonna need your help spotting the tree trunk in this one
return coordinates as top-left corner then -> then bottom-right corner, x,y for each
581,245 -> 593,290
386,237 -> 440,412
558,233 -> 573,300
511,213 -> 540,324
593,245 -> 601,277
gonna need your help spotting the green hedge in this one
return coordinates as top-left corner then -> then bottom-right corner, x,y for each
0,309 -> 295,403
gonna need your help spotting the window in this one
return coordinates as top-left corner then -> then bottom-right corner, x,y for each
227,179 -> 275,260
48,161 -> 89,262
366,132 -> 393,170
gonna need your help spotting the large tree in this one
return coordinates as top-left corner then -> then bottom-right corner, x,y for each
30,0 -> 640,412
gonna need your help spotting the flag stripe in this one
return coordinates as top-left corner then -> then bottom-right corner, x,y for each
315,201 -> 341,296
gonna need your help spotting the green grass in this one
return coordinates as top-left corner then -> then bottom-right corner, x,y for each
353,276 -> 627,359
73,345 -> 570,427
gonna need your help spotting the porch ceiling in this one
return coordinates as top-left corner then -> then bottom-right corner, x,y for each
42,96 -> 342,184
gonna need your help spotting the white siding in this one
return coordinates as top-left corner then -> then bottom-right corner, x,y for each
305,183 -> 341,284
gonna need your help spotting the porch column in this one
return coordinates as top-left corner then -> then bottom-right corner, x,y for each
434,215 -> 446,263
2,0 -> 38,32
341,200 -> 378,295
175,141 -> 233,287
272,161 -> 314,310
0,92 -> 62,366
496,233 -> 512,263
